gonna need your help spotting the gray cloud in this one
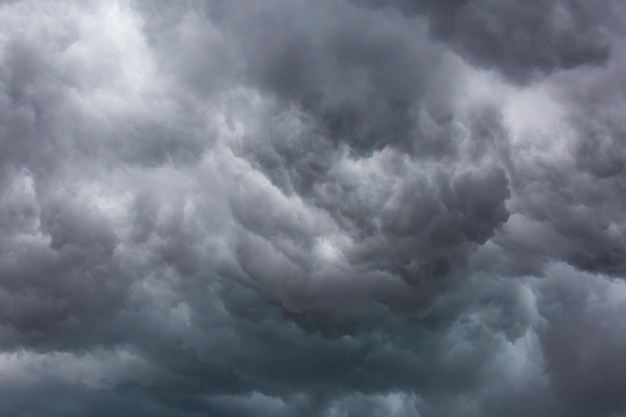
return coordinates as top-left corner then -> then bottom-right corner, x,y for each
353,0 -> 615,82
1,0 -> 626,416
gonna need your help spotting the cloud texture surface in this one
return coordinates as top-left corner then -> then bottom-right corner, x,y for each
1,0 -> 626,416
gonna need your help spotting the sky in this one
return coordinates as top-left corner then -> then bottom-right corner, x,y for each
1,0 -> 626,416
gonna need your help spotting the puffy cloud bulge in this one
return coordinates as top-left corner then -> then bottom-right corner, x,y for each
1,0 -> 626,416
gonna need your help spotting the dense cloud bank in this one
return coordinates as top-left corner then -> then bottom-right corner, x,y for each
1,1 -> 626,416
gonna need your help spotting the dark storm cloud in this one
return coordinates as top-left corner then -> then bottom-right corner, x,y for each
2,0 -> 626,416
352,0 -> 615,82
216,0 -> 470,156
536,267 -> 626,417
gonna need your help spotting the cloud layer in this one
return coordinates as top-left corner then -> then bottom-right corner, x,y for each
1,0 -> 626,416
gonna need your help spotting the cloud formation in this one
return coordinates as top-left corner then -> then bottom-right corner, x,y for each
1,0 -> 626,416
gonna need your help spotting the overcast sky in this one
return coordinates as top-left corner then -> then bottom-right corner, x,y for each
1,0 -> 626,416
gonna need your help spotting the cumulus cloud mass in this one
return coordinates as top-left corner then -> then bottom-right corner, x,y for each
2,0 -> 626,416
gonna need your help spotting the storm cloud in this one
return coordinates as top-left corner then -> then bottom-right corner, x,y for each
1,0 -> 626,416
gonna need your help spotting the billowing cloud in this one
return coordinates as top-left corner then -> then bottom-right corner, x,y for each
1,0 -> 626,416
353,0 -> 615,81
